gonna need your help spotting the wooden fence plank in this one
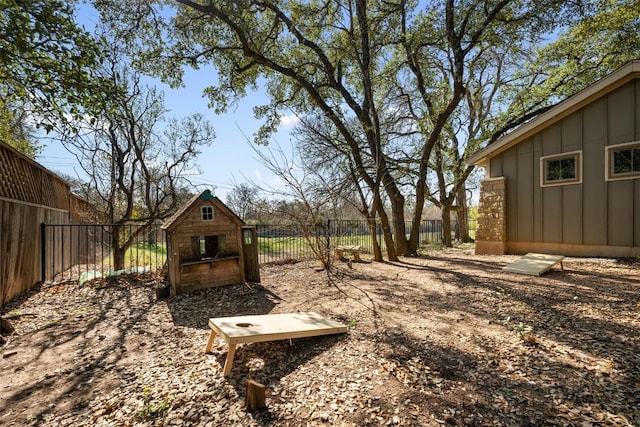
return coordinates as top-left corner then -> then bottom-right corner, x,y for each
0,140 -> 79,307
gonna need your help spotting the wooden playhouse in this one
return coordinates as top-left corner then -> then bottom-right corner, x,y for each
161,190 -> 260,294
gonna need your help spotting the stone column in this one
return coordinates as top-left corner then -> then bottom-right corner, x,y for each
475,177 -> 506,255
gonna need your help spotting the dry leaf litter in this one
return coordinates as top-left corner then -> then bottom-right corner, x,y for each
0,249 -> 638,426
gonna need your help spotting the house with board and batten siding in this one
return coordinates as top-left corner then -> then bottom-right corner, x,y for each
469,60 -> 640,258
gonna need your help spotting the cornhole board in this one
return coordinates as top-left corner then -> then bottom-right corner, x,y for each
503,253 -> 565,276
205,312 -> 348,376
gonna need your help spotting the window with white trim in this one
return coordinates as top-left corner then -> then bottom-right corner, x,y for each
605,141 -> 640,181
540,151 -> 582,187
243,229 -> 253,245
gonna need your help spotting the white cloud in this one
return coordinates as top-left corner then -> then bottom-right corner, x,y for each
278,114 -> 300,130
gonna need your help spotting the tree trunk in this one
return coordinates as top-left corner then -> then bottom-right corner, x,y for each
111,224 -> 125,270
391,198 -> 409,256
408,163 -> 430,256
441,204 -> 453,247
366,216 -> 383,261
379,164 -> 409,257
455,184 -> 473,243
373,196 -> 398,261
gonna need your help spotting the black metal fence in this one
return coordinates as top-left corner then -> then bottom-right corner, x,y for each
41,219 -> 447,283
256,219 -> 445,264
41,222 -> 166,285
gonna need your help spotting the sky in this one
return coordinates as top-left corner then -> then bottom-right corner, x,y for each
37,69 -> 299,202
36,4 -> 299,203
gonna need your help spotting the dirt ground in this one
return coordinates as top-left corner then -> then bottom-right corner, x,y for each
1,248 -> 639,426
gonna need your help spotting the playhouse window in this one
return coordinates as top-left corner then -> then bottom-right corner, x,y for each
191,235 -> 226,259
201,206 -> 213,221
540,151 -> 582,187
243,229 -> 253,245
606,141 -> 640,181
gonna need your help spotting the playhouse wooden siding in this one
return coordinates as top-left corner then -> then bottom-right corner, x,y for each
164,194 -> 246,294
484,76 -> 640,257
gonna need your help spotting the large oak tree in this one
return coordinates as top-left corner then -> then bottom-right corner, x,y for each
95,0 -> 639,259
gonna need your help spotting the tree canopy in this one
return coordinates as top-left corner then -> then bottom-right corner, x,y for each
94,0 -> 640,259
0,1 -> 101,120
0,100 -> 38,158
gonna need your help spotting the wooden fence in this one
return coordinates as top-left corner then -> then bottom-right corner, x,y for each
0,141 -> 82,307
0,199 -> 73,306
0,142 -> 69,210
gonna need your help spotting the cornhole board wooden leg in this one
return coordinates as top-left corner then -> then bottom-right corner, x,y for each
222,343 -> 237,377
205,330 -> 217,353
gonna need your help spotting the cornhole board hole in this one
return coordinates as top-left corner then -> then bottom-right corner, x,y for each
503,253 -> 565,276
205,312 -> 348,376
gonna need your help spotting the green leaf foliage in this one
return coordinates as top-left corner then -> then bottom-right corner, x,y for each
493,0 -> 640,141
0,0 -> 102,122
0,99 -> 41,158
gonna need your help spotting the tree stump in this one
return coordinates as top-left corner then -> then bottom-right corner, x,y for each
245,378 -> 266,411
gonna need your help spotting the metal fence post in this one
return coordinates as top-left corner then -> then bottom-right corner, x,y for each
326,219 -> 331,255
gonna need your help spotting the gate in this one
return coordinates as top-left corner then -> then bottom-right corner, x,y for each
241,226 -> 260,282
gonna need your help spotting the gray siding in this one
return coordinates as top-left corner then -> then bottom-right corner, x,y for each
608,83 -> 634,144
608,180 -> 634,246
606,84 -> 636,246
562,110 -> 582,151
533,134 -> 544,242
563,185 -> 582,244
582,98 -> 607,245
516,139 -> 534,241
561,112 -> 583,244
498,79 -> 640,248
489,155 -> 503,178
541,123 -> 563,243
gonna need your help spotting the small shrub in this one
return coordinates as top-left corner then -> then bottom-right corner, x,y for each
511,322 -> 539,346
137,387 -> 172,421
